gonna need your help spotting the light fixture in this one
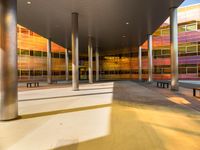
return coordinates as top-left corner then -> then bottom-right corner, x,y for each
126,22 -> 130,25
122,35 -> 126,38
27,1 -> 31,5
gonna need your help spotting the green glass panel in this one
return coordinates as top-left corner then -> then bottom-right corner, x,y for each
161,29 -> 170,36
178,47 -> 186,53
186,23 -> 196,31
34,51 -> 42,57
178,26 -> 186,33
162,49 -> 170,55
21,49 -> 30,56
187,46 -> 197,53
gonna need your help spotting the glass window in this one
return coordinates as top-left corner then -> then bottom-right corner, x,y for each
53,53 -> 59,58
69,71 -> 72,75
186,23 -> 197,31
179,64 -> 186,68
142,69 -> 148,74
53,71 -> 60,76
30,50 -> 34,56
60,53 -> 65,59
187,45 -> 197,53
17,49 -> 20,55
43,70 -> 47,75
187,68 -> 197,74
43,52 -> 47,57
30,70 -> 35,76
154,67 -> 162,74
163,68 -> 170,74
61,71 -> 65,75
21,70 -> 29,76
132,69 -> 138,74
179,68 -> 186,74
34,51 -> 42,57
21,49 -> 30,56
162,49 -> 170,55
178,26 -> 186,33
186,64 -> 197,67
35,70 -> 42,76
18,70 -> 20,76
198,64 -> 200,74
153,50 -> 161,56
142,51 -> 148,57
161,29 -> 169,36
179,47 -> 186,54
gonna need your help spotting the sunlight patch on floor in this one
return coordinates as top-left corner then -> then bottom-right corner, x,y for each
167,96 -> 191,105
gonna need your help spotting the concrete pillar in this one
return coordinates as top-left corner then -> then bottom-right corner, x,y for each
72,12 -> 79,90
0,0 -> 18,120
148,34 -> 153,83
170,7 -> 179,91
138,46 -> 142,81
47,38 -> 52,84
65,49 -> 69,81
96,46 -> 100,81
88,36 -> 93,83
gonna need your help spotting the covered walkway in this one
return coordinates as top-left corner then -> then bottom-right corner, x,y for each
0,81 -> 199,150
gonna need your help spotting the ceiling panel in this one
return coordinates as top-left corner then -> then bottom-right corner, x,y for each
17,0 -> 184,53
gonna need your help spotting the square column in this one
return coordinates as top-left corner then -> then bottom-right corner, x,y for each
170,7 -> 179,91
138,46 -> 142,81
88,36 -> 93,84
65,49 -> 69,81
148,34 -> 153,83
72,12 -> 79,90
0,0 -> 18,120
47,38 -> 52,84
96,46 -> 100,81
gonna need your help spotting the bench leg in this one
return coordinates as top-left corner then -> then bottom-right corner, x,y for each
158,83 -> 161,88
193,89 -> 196,97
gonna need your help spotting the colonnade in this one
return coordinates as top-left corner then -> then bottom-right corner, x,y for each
0,1 -> 179,120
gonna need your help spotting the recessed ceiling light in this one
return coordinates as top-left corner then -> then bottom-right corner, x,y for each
126,22 -> 130,25
27,1 -> 31,5
122,35 -> 126,38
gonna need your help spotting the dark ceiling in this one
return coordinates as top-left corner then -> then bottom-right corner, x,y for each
17,0 -> 184,53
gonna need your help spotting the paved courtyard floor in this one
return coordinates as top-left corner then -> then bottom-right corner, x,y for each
0,81 -> 200,150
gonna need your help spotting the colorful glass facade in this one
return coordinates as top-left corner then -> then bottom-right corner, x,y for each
101,4 -> 200,80
17,25 -> 70,81
18,4 -> 200,81
100,48 -> 138,80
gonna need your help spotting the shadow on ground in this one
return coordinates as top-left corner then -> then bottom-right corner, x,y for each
50,81 -> 200,150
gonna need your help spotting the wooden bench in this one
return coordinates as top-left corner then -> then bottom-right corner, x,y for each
157,81 -> 169,88
27,82 -> 39,88
193,88 -> 200,98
